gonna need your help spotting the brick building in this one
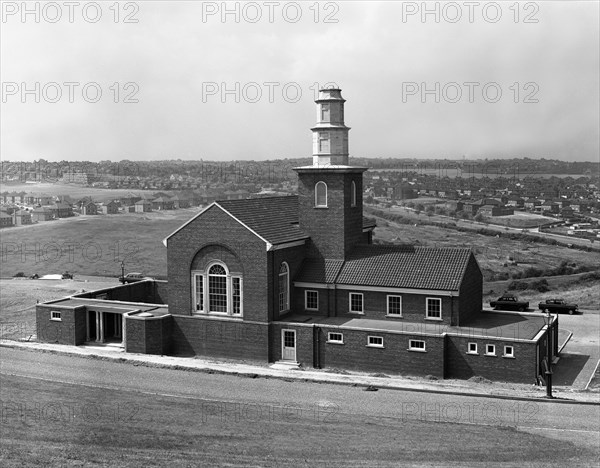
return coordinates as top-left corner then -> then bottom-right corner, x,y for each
36,89 -> 558,384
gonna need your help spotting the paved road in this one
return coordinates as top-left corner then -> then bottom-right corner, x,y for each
1,347 -> 598,450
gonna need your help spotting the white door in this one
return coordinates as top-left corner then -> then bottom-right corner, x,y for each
282,329 -> 296,361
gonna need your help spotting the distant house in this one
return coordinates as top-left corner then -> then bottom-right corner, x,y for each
51,202 -> 74,218
134,200 -> 153,213
541,202 -> 559,214
506,195 -> 524,207
13,209 -> 32,225
479,205 -> 514,217
120,194 -> 142,206
524,198 -> 541,210
0,204 -> 18,215
170,195 -> 191,209
570,201 -> 588,213
152,197 -> 174,210
31,206 -> 55,222
0,212 -> 13,228
101,201 -> 119,215
560,207 -> 575,219
81,201 -> 98,216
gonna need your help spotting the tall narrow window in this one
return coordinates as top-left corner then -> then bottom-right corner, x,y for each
318,132 -> 330,153
194,274 -> 204,311
209,264 -> 227,313
320,103 -> 330,122
232,277 -> 242,315
351,181 -> 357,207
315,181 -> 327,207
279,262 -> 289,313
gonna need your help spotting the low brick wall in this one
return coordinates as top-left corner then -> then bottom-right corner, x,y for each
125,314 -> 172,355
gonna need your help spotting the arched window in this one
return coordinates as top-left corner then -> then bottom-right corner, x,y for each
279,262 -> 289,313
351,181 -> 357,207
209,264 -> 227,312
193,261 -> 243,316
315,181 -> 327,207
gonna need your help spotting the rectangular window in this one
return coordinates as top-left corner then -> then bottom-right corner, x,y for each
327,332 -> 343,344
194,274 -> 203,312
467,342 -> 478,354
409,340 -> 426,352
387,295 -> 402,316
320,103 -> 330,122
485,344 -> 496,356
426,298 -> 442,320
349,293 -> 364,314
232,277 -> 242,315
305,290 -> 319,311
319,132 -> 330,152
50,311 -> 62,321
503,345 -> 514,358
367,336 -> 384,348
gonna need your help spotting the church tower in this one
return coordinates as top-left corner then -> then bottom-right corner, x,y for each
295,89 -> 368,260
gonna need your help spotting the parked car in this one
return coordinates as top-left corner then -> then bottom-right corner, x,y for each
119,272 -> 151,284
490,295 -> 529,312
538,298 -> 580,315
61,271 -> 73,279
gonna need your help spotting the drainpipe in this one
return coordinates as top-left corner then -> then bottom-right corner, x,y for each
314,325 -> 321,369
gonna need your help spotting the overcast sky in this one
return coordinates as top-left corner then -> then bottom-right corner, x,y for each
1,1 -> 598,162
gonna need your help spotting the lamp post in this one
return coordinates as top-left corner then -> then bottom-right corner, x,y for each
544,311 -> 553,399
119,260 -> 125,284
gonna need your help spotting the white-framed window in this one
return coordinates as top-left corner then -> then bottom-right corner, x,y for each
320,103 -> 330,122
408,339 -> 426,352
349,293 -> 364,314
191,262 -> 243,317
50,311 -> 62,321
467,342 -> 478,355
485,344 -> 496,356
387,295 -> 402,316
279,262 -> 289,313
193,273 -> 204,312
305,290 -> 319,311
367,336 -> 384,348
209,264 -> 228,313
426,297 -> 442,320
327,332 -> 343,344
318,132 -> 330,153
351,181 -> 357,207
503,345 -> 514,358
315,181 -> 327,207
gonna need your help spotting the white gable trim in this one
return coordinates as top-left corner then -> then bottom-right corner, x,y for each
162,202 -> 270,249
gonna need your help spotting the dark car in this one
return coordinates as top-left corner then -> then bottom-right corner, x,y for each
119,272 -> 151,284
490,295 -> 529,312
538,298 -> 580,315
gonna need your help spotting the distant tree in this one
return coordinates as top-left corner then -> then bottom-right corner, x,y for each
474,212 -> 485,223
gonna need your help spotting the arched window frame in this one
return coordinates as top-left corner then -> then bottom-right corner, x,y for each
351,180 -> 357,207
279,262 -> 290,313
315,181 -> 328,208
192,261 -> 243,317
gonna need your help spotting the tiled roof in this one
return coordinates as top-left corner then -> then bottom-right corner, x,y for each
217,196 -> 309,245
335,245 -> 472,291
294,259 -> 344,283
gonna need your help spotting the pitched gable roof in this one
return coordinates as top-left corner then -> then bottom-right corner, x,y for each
294,245 -> 474,291
336,245 -> 473,291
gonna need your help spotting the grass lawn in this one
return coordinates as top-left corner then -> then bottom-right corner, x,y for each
0,373 -> 595,467
0,182 -> 154,203
0,209 -> 203,278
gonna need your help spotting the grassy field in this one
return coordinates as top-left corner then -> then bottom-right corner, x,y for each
0,182 -> 153,203
0,373 -> 595,467
0,209 -> 203,278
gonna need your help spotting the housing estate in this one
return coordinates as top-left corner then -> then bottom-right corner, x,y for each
36,89 -> 558,383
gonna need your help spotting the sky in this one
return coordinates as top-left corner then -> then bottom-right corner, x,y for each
1,0 -> 599,163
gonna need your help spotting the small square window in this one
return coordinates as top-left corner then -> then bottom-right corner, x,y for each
328,332 -> 343,344
349,293 -> 363,314
485,344 -> 496,356
387,295 -> 402,316
305,290 -> 319,311
367,336 -> 384,348
467,342 -> 478,354
409,340 -> 426,352
50,311 -> 62,321
503,346 -> 514,358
